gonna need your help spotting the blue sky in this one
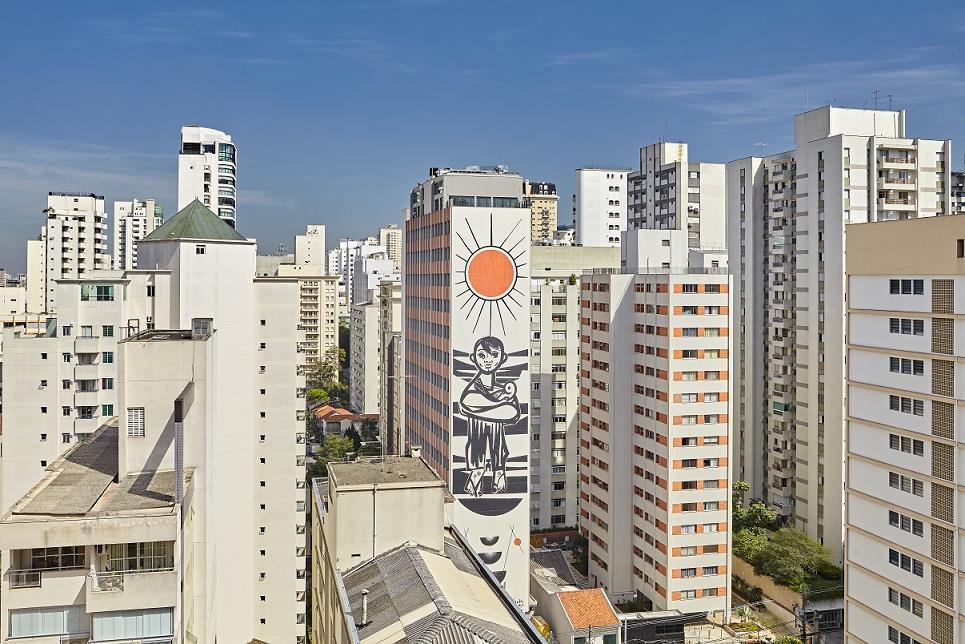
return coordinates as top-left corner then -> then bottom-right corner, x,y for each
2,1 -> 965,271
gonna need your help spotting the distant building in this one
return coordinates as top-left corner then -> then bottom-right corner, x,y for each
378,224 -> 402,272
26,193 -> 111,313
574,168 -> 629,248
177,126 -> 237,227
529,245 -> 620,531
524,180 -> 559,243
349,294 -> 380,414
112,198 -> 164,270
627,142 -> 726,251
294,224 -> 327,267
377,280 -> 404,454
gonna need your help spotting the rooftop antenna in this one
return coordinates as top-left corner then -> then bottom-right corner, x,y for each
873,89 -> 880,110
755,142 -> 767,158
887,94 -> 894,111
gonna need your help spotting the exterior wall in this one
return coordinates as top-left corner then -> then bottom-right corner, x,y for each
378,225 -> 402,272
0,271 -> 173,513
524,181 -> 559,242
276,266 -> 339,368
351,252 -> 396,306
529,246 -> 620,531
113,199 -> 163,270
622,229 -> 688,272
580,270 -> 732,615
177,126 -> 237,226
575,169 -> 628,248
349,300 -> 380,415
294,225 -> 326,267
728,106 -> 951,563
844,215 -> 965,644
25,239 -> 44,313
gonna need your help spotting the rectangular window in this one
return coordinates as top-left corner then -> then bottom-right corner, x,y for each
9,606 -> 83,639
102,351 -> 114,364
196,245 -> 206,255
101,378 -> 114,390
102,404 -> 114,416
127,408 -> 145,437
102,325 -> 114,337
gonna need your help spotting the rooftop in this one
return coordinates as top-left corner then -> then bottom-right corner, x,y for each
3,421 -> 192,522
557,588 -> 620,631
530,548 -> 580,590
341,534 -> 538,644
328,456 -> 443,488
141,199 -> 248,243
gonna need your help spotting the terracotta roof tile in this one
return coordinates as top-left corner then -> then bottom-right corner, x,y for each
557,588 -> 620,629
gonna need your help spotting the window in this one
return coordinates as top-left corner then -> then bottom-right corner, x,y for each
889,625 -> 924,644
682,328 -> 698,337
681,393 -> 698,403
704,501 -> 719,511
9,606 -> 83,639
890,318 -> 924,335
888,510 -> 924,536
102,351 -> 114,364
890,357 -> 924,375
680,525 -> 697,534
889,395 -> 924,416
706,306 -> 721,315
889,472 -> 924,496
680,590 -> 696,600
682,349 -> 699,359
704,436 -> 720,444
102,325 -> 114,337
889,434 -> 924,456
681,306 -> 698,315
102,378 -> 114,390
146,285 -> 155,297
681,568 -> 697,578
41,352 -> 47,360
682,284 -> 698,293
196,245 -> 206,255
63,353 -> 72,363
680,546 -> 697,556
704,371 -> 720,380
80,284 -> 115,302
62,406 -> 71,416
704,523 -> 719,532
702,566 -> 719,575
888,548 -> 924,577
81,325 -> 93,337
127,408 -> 145,437
890,279 -> 924,295
102,404 -> 114,416
92,608 -> 173,642
681,503 -> 698,512
888,587 -> 923,617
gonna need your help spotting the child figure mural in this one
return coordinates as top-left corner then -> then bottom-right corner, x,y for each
459,336 -> 521,497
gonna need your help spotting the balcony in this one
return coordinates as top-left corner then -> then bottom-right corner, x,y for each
4,567 -> 88,611
878,176 -> 916,190
878,197 -> 916,211
74,389 -> 100,407
74,336 -> 101,353
75,416 -> 101,434
879,156 -> 916,169
87,568 -> 178,613
74,362 -> 100,380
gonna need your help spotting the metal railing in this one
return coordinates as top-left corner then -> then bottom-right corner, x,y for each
89,566 -> 175,593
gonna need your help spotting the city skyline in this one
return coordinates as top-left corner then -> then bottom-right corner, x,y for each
5,2 -> 965,269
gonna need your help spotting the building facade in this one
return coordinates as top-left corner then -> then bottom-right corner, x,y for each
843,216 -> 963,644
377,280 -> 404,454
378,224 -> 402,272
112,198 -> 164,270
628,142 -> 726,250
349,295 -> 380,415
728,106 -> 952,561
26,193 -> 111,313
529,246 -> 620,531
294,224 -> 326,267
574,168 -> 628,248
177,126 -> 237,227
404,166 -> 531,608
579,262 -> 732,615
524,181 -> 559,243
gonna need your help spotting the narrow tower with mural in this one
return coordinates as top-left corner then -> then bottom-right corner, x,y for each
404,167 -> 532,607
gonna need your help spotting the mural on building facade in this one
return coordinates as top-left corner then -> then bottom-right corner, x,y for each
451,210 -> 530,604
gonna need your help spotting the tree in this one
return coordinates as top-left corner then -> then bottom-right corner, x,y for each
755,528 -> 832,588
733,528 -> 770,564
732,480 -> 750,506
307,434 -> 355,479
774,637 -> 803,644
307,388 -> 329,404
360,418 -> 379,441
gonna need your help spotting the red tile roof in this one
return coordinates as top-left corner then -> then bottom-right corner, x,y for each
557,588 -> 620,630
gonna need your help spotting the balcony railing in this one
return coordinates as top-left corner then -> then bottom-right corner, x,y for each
90,566 -> 175,593
9,570 -> 42,588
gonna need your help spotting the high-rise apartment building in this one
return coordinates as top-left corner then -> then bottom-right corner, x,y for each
377,280 -> 404,454
349,293 -> 380,414
0,201 -> 306,642
574,168 -> 629,248
351,248 -> 397,306
728,106 -> 952,561
404,166 -> 531,607
26,193 -> 111,313
112,198 -> 164,270
177,126 -> 237,227
843,215 -> 962,644
378,224 -> 402,272
327,237 -> 380,310
628,142 -> 726,250
528,245 -> 620,531
950,170 -> 965,213
579,243 -> 732,614
524,180 -> 559,243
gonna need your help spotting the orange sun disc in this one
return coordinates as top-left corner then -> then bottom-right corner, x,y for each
467,248 -> 516,300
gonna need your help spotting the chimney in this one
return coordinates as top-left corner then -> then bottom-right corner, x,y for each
409,446 -> 421,459
360,588 -> 370,627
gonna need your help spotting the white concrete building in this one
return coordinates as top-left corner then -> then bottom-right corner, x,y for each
327,238 -> 380,311
26,193 -> 111,313
580,254 -> 732,614
294,224 -> 326,267
524,180 -> 559,243
0,201 -> 307,642
529,245 -> 620,531
843,215 -> 963,644
0,270 -> 174,513
377,280 -> 404,454
405,166 -> 531,608
728,106 -> 952,562
113,198 -> 164,270
177,126 -> 237,227
574,168 -> 629,248
378,224 -> 402,272
628,142 -> 726,251
349,295 -> 380,415
350,248 -> 397,306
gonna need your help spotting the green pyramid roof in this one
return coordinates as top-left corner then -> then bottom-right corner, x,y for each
142,199 -> 248,243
